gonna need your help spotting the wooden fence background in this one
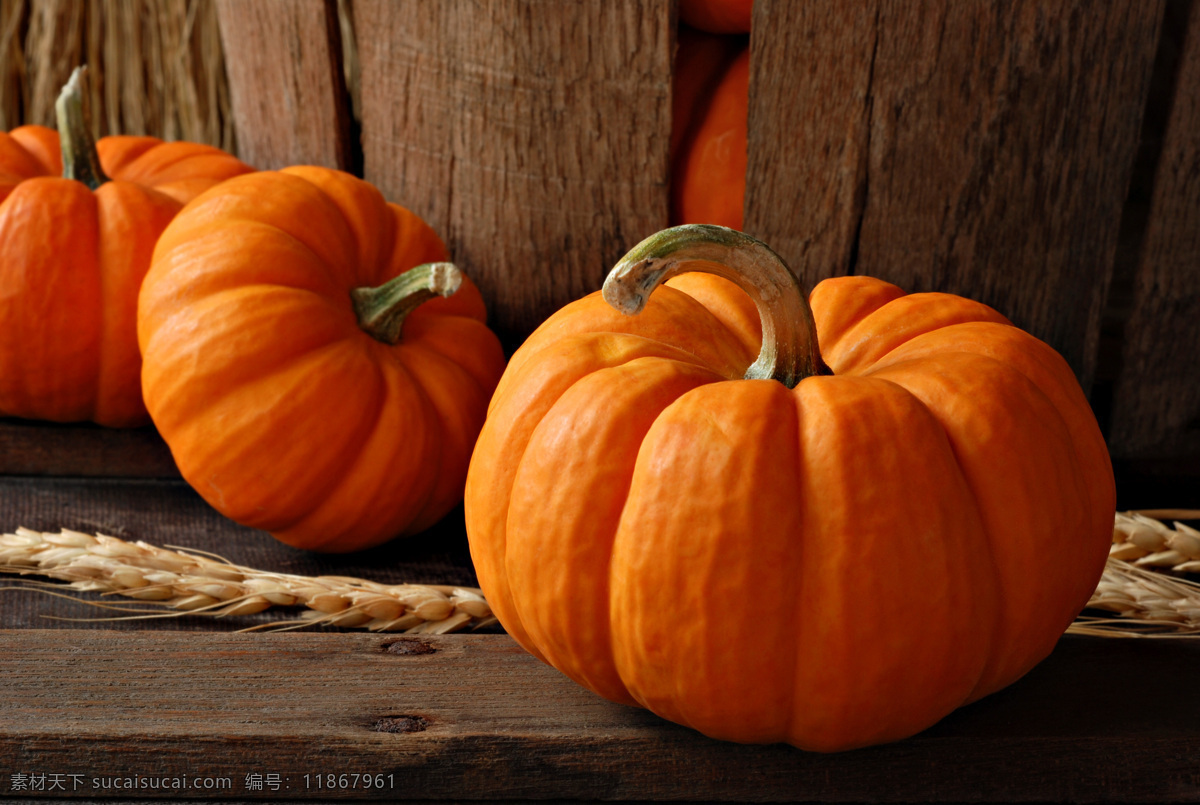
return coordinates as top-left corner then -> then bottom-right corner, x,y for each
0,0 -> 1195,495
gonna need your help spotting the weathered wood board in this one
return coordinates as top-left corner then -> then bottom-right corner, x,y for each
1110,0 -> 1200,462
0,420 -> 177,478
1,630 -> 1199,801
353,0 -> 674,344
216,0 -> 352,171
745,0 -> 1164,391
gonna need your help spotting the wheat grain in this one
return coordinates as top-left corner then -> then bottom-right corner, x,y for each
0,527 -> 493,634
1107,511 -> 1200,571
1067,511 -> 1200,637
7,513 -> 1200,637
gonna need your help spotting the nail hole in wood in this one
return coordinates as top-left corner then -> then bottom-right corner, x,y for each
381,637 -> 437,655
372,715 -> 430,734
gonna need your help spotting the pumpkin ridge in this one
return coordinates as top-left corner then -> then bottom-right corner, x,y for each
148,221 -> 351,312
664,273 -> 762,363
867,351 -> 1100,701
267,353 -> 410,550
95,135 -> 164,176
824,292 -> 1010,375
870,319 -> 1116,557
782,374 -> 1000,749
399,314 -> 506,398
0,178 -> 103,422
91,181 -> 179,425
0,129 -> 56,179
390,342 -> 486,536
178,337 -> 391,536
466,334 -> 727,658
513,286 -> 754,382
142,285 -> 358,415
505,356 -> 722,704
609,378 -> 804,736
861,320 -> 1116,582
157,172 -> 360,282
490,331 -> 727,419
277,165 -> 406,286
112,141 -> 243,186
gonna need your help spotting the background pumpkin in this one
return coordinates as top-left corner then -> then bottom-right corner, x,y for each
138,166 -> 506,553
0,68 -> 252,427
464,224 -> 1115,752
671,35 -> 749,230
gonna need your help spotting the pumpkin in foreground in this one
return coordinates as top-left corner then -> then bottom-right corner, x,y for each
464,224 -> 1115,751
0,67 -> 252,427
139,167 -> 505,552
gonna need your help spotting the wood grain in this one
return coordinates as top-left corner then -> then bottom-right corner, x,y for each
745,0 -> 1163,389
0,420 -> 177,478
2,630 -> 1200,801
1109,0 -> 1200,461
354,0 -> 673,344
215,0 -> 351,170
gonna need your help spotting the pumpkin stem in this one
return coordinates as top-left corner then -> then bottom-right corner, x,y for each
352,262 -> 463,344
55,66 -> 109,190
603,224 -> 829,387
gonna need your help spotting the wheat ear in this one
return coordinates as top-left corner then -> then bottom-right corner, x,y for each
1068,511 -> 1200,637
0,527 -> 493,634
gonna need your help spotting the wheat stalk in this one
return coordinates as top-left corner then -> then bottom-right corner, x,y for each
0,527 -> 493,634
6,513 -> 1200,637
1068,511 -> 1200,637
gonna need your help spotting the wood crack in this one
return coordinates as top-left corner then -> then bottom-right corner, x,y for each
846,1 -> 880,277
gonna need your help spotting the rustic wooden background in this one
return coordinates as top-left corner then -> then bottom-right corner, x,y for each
0,0 -> 1195,494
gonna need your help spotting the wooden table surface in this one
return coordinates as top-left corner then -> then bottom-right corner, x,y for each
2,421 -> 1198,802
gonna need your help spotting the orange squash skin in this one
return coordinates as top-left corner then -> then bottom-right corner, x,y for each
0,125 -> 251,426
465,273 -> 1114,751
671,46 -> 749,230
139,167 -> 506,552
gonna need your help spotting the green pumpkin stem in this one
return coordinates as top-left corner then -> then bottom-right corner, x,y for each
55,66 -> 109,190
603,224 -> 830,388
352,262 -> 463,344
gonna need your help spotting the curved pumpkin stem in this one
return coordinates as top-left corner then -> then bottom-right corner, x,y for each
55,66 -> 109,190
352,262 -> 463,344
603,224 -> 829,388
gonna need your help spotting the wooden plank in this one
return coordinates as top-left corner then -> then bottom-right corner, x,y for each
745,0 -> 1163,389
0,476 -> 481,632
1109,0 -> 1200,461
1,630 -> 1200,801
0,420 -> 177,478
354,0 -> 673,344
215,0 -> 351,170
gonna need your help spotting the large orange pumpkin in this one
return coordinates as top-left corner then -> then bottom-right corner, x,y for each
464,224 -> 1114,751
139,167 -> 505,553
0,68 -> 252,426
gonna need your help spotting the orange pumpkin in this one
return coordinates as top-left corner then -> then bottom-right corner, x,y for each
139,167 -> 505,552
0,67 -> 252,426
464,224 -> 1114,751
671,41 -> 749,230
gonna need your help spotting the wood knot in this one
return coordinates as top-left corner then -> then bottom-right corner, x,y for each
381,637 -> 437,656
371,715 -> 430,734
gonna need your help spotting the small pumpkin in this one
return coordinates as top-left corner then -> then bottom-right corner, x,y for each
138,167 -> 505,552
464,224 -> 1114,751
0,67 -> 252,426
671,39 -> 749,230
